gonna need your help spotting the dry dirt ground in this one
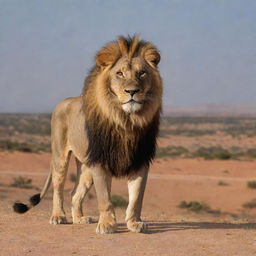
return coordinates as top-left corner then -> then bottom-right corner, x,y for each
1,152 -> 256,255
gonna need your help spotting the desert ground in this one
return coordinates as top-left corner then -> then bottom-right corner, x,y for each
1,114 -> 256,255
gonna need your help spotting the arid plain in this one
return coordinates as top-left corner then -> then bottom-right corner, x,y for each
1,114 -> 256,255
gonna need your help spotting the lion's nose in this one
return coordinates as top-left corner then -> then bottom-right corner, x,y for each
124,89 -> 140,96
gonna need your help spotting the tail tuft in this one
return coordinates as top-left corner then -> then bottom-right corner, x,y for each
29,193 -> 41,206
13,171 -> 52,215
13,203 -> 29,213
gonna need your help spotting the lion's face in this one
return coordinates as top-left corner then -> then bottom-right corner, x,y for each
87,36 -> 162,127
108,56 -> 153,113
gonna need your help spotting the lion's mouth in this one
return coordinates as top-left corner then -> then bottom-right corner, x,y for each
123,99 -> 142,105
121,99 -> 143,113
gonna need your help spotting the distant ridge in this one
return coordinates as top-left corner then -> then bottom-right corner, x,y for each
164,104 -> 256,117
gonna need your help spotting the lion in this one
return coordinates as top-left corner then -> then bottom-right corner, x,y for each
13,35 -> 162,234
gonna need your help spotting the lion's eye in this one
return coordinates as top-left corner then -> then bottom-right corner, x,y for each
138,70 -> 146,78
116,71 -> 124,77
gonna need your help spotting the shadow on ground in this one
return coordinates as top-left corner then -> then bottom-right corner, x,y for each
117,221 -> 256,234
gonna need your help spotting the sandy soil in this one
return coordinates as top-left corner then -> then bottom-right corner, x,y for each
1,152 -> 256,255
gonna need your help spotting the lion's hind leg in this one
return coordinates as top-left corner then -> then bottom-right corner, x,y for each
49,152 -> 71,225
72,160 -> 93,224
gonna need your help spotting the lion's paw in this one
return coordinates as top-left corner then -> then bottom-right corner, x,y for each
49,215 -> 67,225
73,216 -> 94,224
96,222 -> 117,234
127,221 -> 148,233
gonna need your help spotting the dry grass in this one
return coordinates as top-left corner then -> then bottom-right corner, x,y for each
218,180 -> 229,186
178,200 -> 220,214
247,180 -> 256,189
11,176 -> 34,189
243,199 -> 256,209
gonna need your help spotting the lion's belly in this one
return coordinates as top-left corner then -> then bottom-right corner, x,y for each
64,97 -> 88,163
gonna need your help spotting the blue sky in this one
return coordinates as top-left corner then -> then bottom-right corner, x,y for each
0,0 -> 255,112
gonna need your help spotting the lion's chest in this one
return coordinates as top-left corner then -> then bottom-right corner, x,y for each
85,124 -> 158,177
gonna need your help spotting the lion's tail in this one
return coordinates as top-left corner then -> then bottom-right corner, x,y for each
13,171 -> 52,214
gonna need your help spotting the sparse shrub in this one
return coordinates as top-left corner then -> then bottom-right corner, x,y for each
178,200 -> 220,214
0,140 -> 50,153
155,145 -> 256,160
155,147 -> 170,158
156,146 -> 189,158
216,152 -> 232,160
0,140 -> 32,152
247,148 -> 256,158
218,180 -> 229,186
111,195 -> 128,208
224,123 -> 256,137
11,176 -> 34,189
193,147 -> 232,160
243,199 -> 256,209
159,128 -> 216,138
178,200 -> 210,213
0,114 -> 51,135
247,180 -> 256,189
158,129 -> 171,138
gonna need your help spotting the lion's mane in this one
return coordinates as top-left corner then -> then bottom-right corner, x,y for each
82,36 -> 162,177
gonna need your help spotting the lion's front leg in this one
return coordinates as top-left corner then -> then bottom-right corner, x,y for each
92,165 -> 117,234
126,166 -> 149,233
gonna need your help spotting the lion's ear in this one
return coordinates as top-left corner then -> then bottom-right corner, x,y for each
96,43 -> 121,68
143,45 -> 161,68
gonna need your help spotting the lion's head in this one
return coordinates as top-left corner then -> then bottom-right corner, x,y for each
83,36 -> 162,128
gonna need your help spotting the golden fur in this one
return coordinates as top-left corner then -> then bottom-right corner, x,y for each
13,36 -> 163,234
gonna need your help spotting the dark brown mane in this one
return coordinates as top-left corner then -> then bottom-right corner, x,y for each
85,111 -> 160,177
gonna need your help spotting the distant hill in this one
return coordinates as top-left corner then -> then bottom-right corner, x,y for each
164,104 -> 256,117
